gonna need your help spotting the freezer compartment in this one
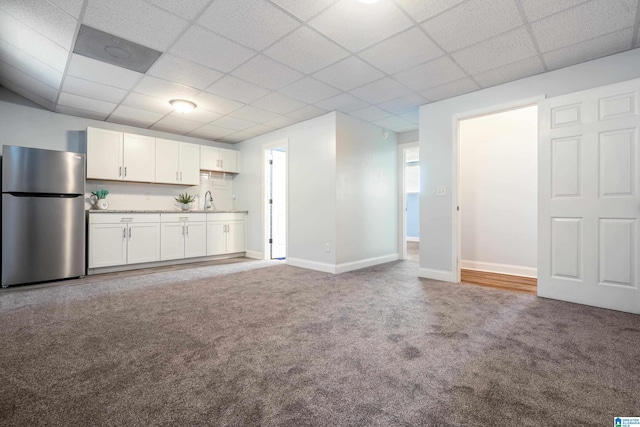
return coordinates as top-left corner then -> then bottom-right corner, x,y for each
2,194 -> 86,287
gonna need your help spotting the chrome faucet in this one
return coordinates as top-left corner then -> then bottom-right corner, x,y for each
204,190 -> 213,210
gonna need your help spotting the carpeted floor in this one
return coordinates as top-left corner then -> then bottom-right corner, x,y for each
1,244 -> 639,426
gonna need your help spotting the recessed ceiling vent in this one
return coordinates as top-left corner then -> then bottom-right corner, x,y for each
73,25 -> 162,73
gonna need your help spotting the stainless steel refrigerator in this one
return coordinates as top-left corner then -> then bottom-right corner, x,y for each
2,145 -> 86,287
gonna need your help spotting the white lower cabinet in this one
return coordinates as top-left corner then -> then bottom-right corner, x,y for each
207,213 -> 245,255
160,213 -> 207,261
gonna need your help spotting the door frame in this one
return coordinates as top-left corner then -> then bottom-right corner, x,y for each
262,139 -> 289,260
398,141 -> 419,260
452,95 -> 544,283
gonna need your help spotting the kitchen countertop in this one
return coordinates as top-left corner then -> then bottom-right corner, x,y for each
87,210 -> 248,213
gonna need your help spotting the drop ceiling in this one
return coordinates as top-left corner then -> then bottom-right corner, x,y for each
0,0 -> 638,143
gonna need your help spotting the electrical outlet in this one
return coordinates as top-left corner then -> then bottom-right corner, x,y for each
325,243 -> 330,253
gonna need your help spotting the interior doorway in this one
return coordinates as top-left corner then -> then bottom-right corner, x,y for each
265,144 -> 287,260
399,142 -> 419,261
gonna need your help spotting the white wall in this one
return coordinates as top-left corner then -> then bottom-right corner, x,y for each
459,106 -> 537,276
335,113 -> 398,266
419,48 -> 640,281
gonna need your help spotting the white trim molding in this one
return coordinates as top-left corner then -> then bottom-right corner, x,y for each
287,258 -> 336,274
419,268 -> 456,282
406,237 -> 420,242
460,260 -> 537,278
244,250 -> 263,260
335,254 -> 399,274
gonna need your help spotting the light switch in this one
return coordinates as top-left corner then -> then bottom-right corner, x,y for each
436,186 -> 447,196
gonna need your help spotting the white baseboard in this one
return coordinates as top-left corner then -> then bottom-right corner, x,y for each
244,250 -> 263,260
287,257 -> 336,274
419,268 -> 456,282
460,260 -> 537,278
406,237 -> 420,242
335,253 -> 399,274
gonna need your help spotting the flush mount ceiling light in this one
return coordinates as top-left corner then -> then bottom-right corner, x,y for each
170,99 -> 197,113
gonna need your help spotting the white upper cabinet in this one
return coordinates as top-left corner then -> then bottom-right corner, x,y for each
155,138 -> 200,185
179,142 -> 201,185
123,133 -> 155,182
87,127 -> 123,180
200,146 -> 239,173
219,148 -> 238,173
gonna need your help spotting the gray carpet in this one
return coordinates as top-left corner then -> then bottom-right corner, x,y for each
1,247 -> 639,426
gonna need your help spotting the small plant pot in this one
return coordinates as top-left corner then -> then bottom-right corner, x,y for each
180,203 -> 191,211
96,199 -> 109,210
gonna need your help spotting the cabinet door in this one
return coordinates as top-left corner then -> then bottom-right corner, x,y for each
127,223 -> 161,264
180,142 -> 201,185
123,133 -> 155,182
200,145 -> 220,171
160,223 -> 185,261
206,221 -> 227,255
155,138 -> 180,184
219,148 -> 238,173
185,222 -> 207,258
226,220 -> 245,253
87,127 -> 123,180
89,223 -> 127,268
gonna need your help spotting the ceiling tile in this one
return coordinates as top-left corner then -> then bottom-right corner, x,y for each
56,105 -> 110,121
278,77 -> 341,103
0,10 -> 69,72
198,0 -> 300,51
377,93 -> 427,115
520,0 -> 589,22
218,132 -> 252,144
205,75 -> 270,104
359,28 -> 443,75
473,55 -> 545,88
395,0 -> 466,22
0,0 -> 78,48
122,92 -> 173,114
48,0 -> 84,18
170,25 -> 256,73
244,123 -> 275,136
228,105 -> 280,123
349,77 -> 413,104
543,27 -> 634,71
194,92 -> 244,115
0,38 -> 63,89
0,60 -> 59,101
133,75 -> 200,101
452,27 -> 538,75
531,0 -> 637,52
187,124 -> 237,140
0,77 -> 56,110
348,106 -> 393,122
61,76 -> 128,104
308,0 -> 413,52
313,56 -> 384,91
270,0 -> 336,21
67,54 -> 142,90
264,26 -> 349,74
420,77 -> 480,101
211,116 -> 256,131
232,55 -> 304,90
145,0 -> 210,20
110,105 -> 164,125
373,115 -> 415,131
393,56 -> 466,91
169,108 -> 222,124
262,115 -> 298,129
315,92 -> 369,112
107,115 -> 154,129
151,115 -> 204,134
58,92 -> 117,115
148,54 -> 224,90
421,0 -> 523,52
287,105 -> 328,121
84,0 -> 188,51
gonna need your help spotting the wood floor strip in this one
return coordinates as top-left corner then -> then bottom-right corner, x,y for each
461,269 -> 537,295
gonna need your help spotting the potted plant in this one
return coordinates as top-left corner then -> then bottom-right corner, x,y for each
91,189 -> 110,210
175,192 -> 196,211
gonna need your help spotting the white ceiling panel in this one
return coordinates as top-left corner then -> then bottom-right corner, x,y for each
0,0 -> 78,48
0,38 -> 63,89
169,108 -> 222,124
228,105 -> 280,123
122,92 -> 173,114
232,55 -> 304,90
211,115 -> 257,131
420,77 -> 480,102
543,28 -> 635,71
313,56 -> 384,91
531,0 -> 637,52
148,54 -> 224,91
84,0 -> 188,51
315,92 -> 369,112
359,28 -> 443,75
394,56 -> 466,91
309,0 -> 413,52
286,104 -> 328,121
0,61 -> 59,101
278,77 -> 341,104
110,105 -> 164,125
61,76 -> 128,104
107,115 -> 157,129
373,115 -> 415,131
145,0 -> 211,20
262,114 -> 298,129
170,26 -> 256,73
395,0 -> 467,22
55,105 -> 110,121
198,0 -> 300,51
472,55 -> 545,88
422,0 -> 523,52
67,54 -> 142,90
520,0 -> 589,22
58,92 -> 117,114
205,75 -> 271,104
48,0 -> 84,18
270,0 -> 337,21
377,93 -> 428,115
218,132 -> 252,143
0,77 -> 56,110
349,77 -> 413,104
348,106 -> 393,122
151,115 -> 204,134
452,27 -> 538,75
187,124 -> 236,140
194,92 -> 244,115
244,123 -> 275,136
133,75 -> 200,102
264,26 -> 349,74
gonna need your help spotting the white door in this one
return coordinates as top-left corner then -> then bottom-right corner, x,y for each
539,78 -> 640,314
88,223 -> 127,268
227,220 -> 245,253
123,133 -> 155,182
127,223 -> 161,264
184,221 -> 207,258
179,142 -> 201,185
200,146 -> 220,171
86,127 -> 123,180
207,221 -> 227,255
219,148 -> 238,173
160,222 -> 185,261
270,149 -> 286,259
155,138 -> 180,184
